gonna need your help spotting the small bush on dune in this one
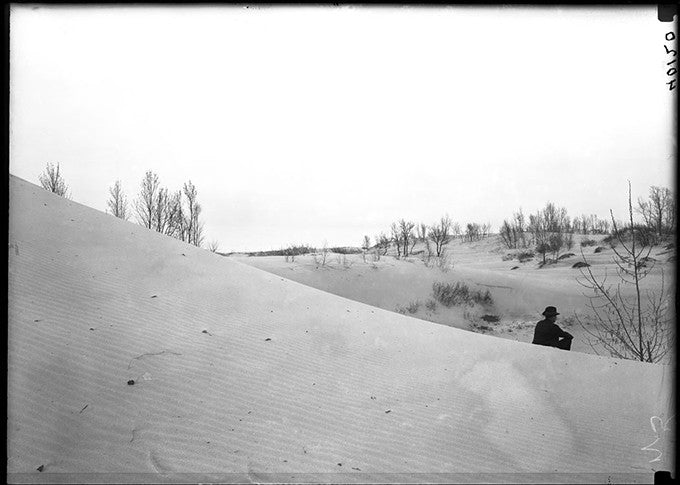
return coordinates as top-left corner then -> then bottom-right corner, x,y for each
472,289 -> 493,306
432,282 -> 494,307
406,300 -> 421,314
395,300 -> 421,315
433,281 -> 469,307
561,316 -> 577,327
281,244 -> 316,261
481,314 -> 500,323
572,261 -> 590,268
602,234 -> 617,247
594,246 -> 606,253
580,238 -> 597,247
330,247 -> 362,255
557,252 -> 575,260
517,250 -> 534,262
425,299 -> 437,312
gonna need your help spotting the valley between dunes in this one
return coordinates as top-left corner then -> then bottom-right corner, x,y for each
7,175 -> 674,483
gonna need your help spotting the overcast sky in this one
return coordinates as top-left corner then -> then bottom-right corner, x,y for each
10,5 -> 676,252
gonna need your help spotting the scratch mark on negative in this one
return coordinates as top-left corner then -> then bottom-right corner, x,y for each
128,350 -> 182,369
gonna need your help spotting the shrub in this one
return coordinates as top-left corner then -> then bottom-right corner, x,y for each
502,253 -> 515,261
572,261 -> 590,268
432,282 -> 493,307
433,281 -> 470,307
511,266 -> 520,270
580,238 -> 597,247
594,246 -> 606,253
406,300 -> 421,314
557,252 -> 575,260
481,314 -> 500,323
472,289 -> 493,306
561,316 -> 577,327
425,299 -> 437,312
330,247 -> 362,255
395,300 -> 421,315
517,250 -> 534,262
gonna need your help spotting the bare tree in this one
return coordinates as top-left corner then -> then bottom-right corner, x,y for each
528,202 -> 570,264
398,219 -> 416,257
192,204 -> 205,248
134,171 -> 160,229
464,222 -> 481,242
528,212 -> 549,264
320,240 -> 329,266
423,237 -> 434,267
451,222 -> 461,240
375,232 -> 390,256
165,190 -> 185,239
500,209 -> 528,249
417,223 -> 428,242
39,163 -> 70,198
575,182 -> 673,363
107,180 -> 128,220
499,220 -> 516,249
481,222 -> 492,238
428,215 -> 452,257
361,235 -> 371,263
390,222 -> 402,258
637,186 -> 676,242
183,181 -> 204,247
208,240 -> 220,253
152,187 -> 170,234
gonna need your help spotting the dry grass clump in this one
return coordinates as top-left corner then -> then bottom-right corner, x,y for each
580,238 -> 598,247
432,282 -> 493,307
425,299 -> 437,313
395,300 -> 421,315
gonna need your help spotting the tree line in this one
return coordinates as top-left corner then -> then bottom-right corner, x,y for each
363,217 -> 492,261
498,186 -> 675,264
38,163 -> 205,247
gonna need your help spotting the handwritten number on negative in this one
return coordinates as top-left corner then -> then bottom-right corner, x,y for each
665,32 -> 677,90
641,415 -> 674,463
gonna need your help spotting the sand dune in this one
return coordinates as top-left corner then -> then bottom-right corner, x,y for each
236,237 -> 672,356
7,175 -> 674,483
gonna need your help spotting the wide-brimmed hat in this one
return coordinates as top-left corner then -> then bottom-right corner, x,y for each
542,306 -> 560,317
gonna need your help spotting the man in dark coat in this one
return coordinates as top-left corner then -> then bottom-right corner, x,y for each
532,306 -> 573,350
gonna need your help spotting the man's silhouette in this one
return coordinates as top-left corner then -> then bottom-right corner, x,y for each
532,306 -> 573,350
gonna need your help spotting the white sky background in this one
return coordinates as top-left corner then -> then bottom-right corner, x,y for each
10,5 -> 676,252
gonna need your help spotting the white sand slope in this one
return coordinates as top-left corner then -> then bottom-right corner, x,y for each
7,175 -> 675,483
